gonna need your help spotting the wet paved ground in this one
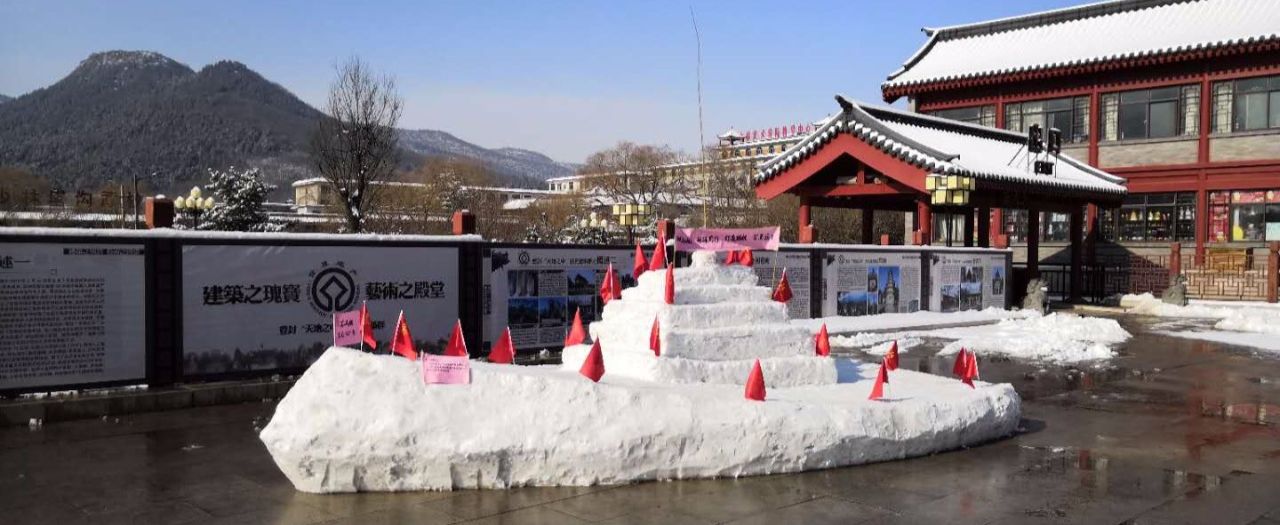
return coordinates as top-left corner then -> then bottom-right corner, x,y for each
4,314 -> 1280,524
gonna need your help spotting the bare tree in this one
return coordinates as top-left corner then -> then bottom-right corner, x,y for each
580,142 -> 693,221
309,58 -> 403,233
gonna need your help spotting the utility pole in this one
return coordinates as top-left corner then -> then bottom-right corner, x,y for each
132,174 -> 139,229
691,6 -> 707,227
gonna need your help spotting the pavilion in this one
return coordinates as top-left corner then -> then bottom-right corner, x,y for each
754,96 -> 1127,302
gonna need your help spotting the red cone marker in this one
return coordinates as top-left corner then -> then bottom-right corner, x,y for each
444,319 -> 468,357
744,359 -> 766,401
649,316 -> 661,356
579,339 -> 605,382
738,248 -> 754,267
565,309 -> 587,346
633,244 -> 648,279
885,341 -> 900,371
649,233 -> 667,271
489,327 -> 515,364
815,323 -> 831,357
868,359 -> 889,400
724,250 -> 740,266
664,263 -> 675,305
771,268 -> 793,303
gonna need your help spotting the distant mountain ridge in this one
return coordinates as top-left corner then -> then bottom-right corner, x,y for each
0,94 -> 12,104
0,50 -> 574,195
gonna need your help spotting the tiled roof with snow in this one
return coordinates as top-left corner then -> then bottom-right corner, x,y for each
884,0 -> 1280,92
756,98 -> 1126,196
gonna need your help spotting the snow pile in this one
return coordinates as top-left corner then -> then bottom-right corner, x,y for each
260,348 -> 1020,492
1125,293 -> 1280,347
1121,293 -> 1241,318
562,251 -> 836,386
931,313 -> 1129,363
792,307 -> 1035,334
830,332 -> 925,356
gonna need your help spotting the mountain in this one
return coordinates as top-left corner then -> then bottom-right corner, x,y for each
0,94 -> 12,104
0,50 -> 573,195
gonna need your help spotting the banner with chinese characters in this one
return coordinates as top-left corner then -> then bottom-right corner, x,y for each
181,244 -> 458,376
674,226 -> 780,252
821,251 -> 922,317
482,247 -> 635,353
928,252 -> 1009,313
0,243 -> 147,391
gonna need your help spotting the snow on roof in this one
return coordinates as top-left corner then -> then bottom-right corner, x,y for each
717,128 -> 743,140
757,97 -> 1126,196
884,0 -> 1280,92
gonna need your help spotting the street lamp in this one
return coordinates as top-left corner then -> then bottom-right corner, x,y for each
174,186 -> 214,229
611,203 -> 651,244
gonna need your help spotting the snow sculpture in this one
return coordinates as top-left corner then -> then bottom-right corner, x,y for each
261,250 -> 1021,493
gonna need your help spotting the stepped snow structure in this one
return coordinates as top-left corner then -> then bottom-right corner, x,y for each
562,251 -> 836,386
260,250 -> 1021,493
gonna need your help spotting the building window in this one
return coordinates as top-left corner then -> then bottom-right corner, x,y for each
1114,192 -> 1195,242
1100,85 -> 1199,140
1212,75 -> 1280,133
1209,190 -> 1280,242
1003,96 -> 1090,142
925,105 -> 995,127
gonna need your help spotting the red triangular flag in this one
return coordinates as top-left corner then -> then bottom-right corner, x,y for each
650,234 -> 667,271
599,264 -> 615,304
815,323 -> 831,357
664,263 -> 675,305
885,341 -> 900,371
771,268 -> 793,303
967,350 -> 979,380
744,359 -> 766,401
649,316 -> 661,356
565,308 -> 587,346
868,360 -> 889,400
444,319 -> 468,357
390,311 -> 417,360
610,265 -> 622,300
359,301 -> 377,350
633,244 -> 648,279
962,350 -> 979,388
489,327 -> 515,364
738,248 -> 753,267
724,250 -> 740,266
579,339 -> 605,382
952,348 -> 969,377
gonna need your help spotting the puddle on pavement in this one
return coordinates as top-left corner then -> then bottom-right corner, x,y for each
1014,445 -> 1232,501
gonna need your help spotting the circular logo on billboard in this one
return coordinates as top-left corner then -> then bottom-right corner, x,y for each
307,261 -> 358,315
518,251 -> 531,265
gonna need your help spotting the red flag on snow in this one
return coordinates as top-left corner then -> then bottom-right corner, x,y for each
565,308 -> 587,346
815,323 -> 831,357
868,359 -> 889,400
738,248 -> 754,267
664,263 -> 676,304
744,359 -> 766,401
633,244 -> 648,279
610,265 -> 622,300
952,348 -> 970,377
599,264 -> 616,304
390,310 -> 417,360
962,350 -> 979,388
771,268 -> 793,303
724,249 -> 740,266
649,234 -> 668,271
580,339 -> 605,382
489,327 -> 515,364
649,316 -> 661,356
359,301 -> 377,350
885,341 -> 900,371
444,320 -> 468,357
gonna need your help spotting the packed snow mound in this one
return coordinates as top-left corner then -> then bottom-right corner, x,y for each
932,313 -> 1129,364
1124,293 -> 1280,337
830,332 -> 925,356
572,250 -> 833,385
792,307 -> 1035,334
1121,293 -> 1241,318
260,348 -> 1021,492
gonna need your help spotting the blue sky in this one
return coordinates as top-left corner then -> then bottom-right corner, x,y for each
0,0 -> 1082,162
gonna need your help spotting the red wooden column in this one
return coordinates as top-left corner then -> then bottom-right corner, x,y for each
915,199 -> 932,246
1027,208 -> 1040,278
1195,189 -> 1208,264
861,208 -> 874,245
991,208 -> 1005,247
977,206 -> 991,247
798,198 -> 815,244
1069,209 -> 1084,303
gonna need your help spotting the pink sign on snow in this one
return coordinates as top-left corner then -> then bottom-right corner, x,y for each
674,226 -> 781,252
332,310 -> 361,347
422,354 -> 471,385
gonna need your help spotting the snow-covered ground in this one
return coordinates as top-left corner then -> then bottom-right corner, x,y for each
830,312 -> 1129,364
1123,293 -> 1280,352
260,348 -> 1020,493
792,308 -> 1036,334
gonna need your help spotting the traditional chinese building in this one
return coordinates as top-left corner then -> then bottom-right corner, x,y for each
882,0 -> 1280,264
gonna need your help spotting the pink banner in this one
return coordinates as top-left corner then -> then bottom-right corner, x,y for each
422,354 -> 471,385
332,310 -> 361,347
674,226 -> 780,252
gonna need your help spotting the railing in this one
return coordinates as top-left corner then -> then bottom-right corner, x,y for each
1016,248 -> 1277,303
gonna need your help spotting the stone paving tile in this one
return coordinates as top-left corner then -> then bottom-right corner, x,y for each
723,496 -> 892,525
422,486 -> 601,521
459,505 -> 592,525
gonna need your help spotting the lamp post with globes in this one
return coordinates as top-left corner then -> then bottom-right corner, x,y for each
174,186 -> 214,229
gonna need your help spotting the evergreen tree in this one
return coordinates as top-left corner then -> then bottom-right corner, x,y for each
201,166 -> 282,232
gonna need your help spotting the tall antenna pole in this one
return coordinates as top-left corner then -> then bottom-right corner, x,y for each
690,6 -> 708,227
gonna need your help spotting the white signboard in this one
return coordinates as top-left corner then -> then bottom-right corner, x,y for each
744,251 -> 812,319
483,247 -> 634,352
0,243 -> 146,390
182,245 -> 457,375
929,252 -> 1008,312
822,251 -> 922,317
